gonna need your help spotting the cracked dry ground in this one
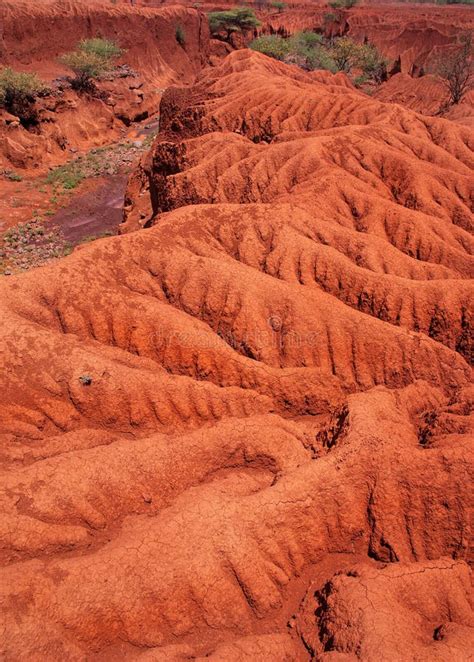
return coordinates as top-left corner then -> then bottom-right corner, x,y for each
1,50 -> 473,661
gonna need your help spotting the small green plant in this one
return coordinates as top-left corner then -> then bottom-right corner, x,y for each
329,0 -> 357,8
80,230 -> 114,243
2,169 -> 23,182
79,38 -> 123,60
0,68 -> 47,127
46,162 -> 86,190
271,0 -> 287,12
60,38 -> 123,91
354,73 -> 369,87
323,11 -> 338,24
176,24 -> 186,47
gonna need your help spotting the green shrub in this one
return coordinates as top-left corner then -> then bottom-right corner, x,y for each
249,34 -> 291,60
0,68 -> 46,126
46,163 -> 85,190
290,31 -> 324,49
330,36 -> 361,72
60,38 -> 123,91
2,169 -> 23,182
329,38 -> 387,80
328,0 -> 357,8
323,12 -> 338,25
250,32 -> 337,72
250,31 -> 386,81
358,43 -> 388,84
60,51 -> 108,89
353,73 -> 369,87
208,8 -> 260,39
176,25 -> 186,46
305,46 -> 337,73
271,0 -> 287,12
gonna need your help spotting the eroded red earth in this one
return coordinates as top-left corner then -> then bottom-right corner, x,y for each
0,2 -> 473,660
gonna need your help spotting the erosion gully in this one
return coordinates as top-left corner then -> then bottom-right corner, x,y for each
0,114 -> 160,276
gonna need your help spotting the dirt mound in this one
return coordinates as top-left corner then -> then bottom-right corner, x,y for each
0,48 -> 473,660
297,558 -> 474,660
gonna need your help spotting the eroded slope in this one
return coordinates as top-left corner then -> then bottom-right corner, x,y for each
0,49 -> 473,660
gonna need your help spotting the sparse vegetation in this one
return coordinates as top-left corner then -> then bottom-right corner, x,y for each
323,12 -> 338,24
80,37 -> 123,60
328,0 -> 358,8
250,32 -> 333,72
250,34 -> 292,61
176,24 -> 186,47
60,38 -> 123,91
357,43 -> 388,84
271,1 -> 287,12
80,231 -> 115,243
0,219 -> 72,274
432,33 -> 473,106
330,36 -> 360,72
45,139 -> 140,191
0,68 -> 47,127
2,169 -> 23,182
251,32 -> 386,81
208,8 -> 260,40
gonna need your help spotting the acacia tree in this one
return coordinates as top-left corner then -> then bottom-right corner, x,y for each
435,34 -> 473,105
208,8 -> 260,41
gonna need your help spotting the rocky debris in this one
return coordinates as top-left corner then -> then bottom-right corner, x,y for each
0,220 -> 71,275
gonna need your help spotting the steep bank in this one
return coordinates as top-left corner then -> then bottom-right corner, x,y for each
0,0 -> 210,169
258,3 -> 473,74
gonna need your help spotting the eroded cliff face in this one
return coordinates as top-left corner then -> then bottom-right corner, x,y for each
347,5 -> 473,75
0,0 -> 210,168
0,47 -> 472,660
258,3 -> 474,74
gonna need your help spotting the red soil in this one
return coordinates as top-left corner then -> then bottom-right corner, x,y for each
257,3 -> 474,75
0,0 -> 210,170
346,4 -> 474,74
0,45 -> 473,659
375,73 -> 474,126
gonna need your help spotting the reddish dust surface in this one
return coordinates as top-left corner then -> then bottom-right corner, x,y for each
0,46 -> 473,660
